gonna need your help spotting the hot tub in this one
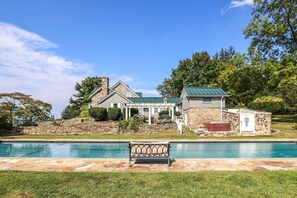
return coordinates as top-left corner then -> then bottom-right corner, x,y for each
204,122 -> 231,131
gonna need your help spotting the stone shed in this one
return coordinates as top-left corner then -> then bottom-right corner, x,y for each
223,109 -> 272,135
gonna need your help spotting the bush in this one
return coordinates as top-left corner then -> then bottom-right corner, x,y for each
0,116 -> 12,130
158,110 -> 169,116
108,108 -> 122,120
89,107 -> 107,121
79,106 -> 90,118
61,105 -> 80,119
131,108 -> 139,116
118,118 -> 142,133
80,110 -> 90,118
174,111 -> 181,116
159,114 -> 171,120
157,119 -> 172,124
248,96 -> 285,114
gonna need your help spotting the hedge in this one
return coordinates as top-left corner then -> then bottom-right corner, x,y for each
89,107 -> 108,121
248,96 -> 284,114
108,108 -> 122,120
158,110 -> 169,116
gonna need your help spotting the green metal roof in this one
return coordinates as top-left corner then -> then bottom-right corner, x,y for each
135,92 -> 143,97
128,97 -> 180,104
184,87 -> 228,97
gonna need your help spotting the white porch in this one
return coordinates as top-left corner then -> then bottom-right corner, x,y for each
124,103 -> 177,124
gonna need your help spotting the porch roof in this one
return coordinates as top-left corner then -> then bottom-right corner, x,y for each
127,97 -> 180,104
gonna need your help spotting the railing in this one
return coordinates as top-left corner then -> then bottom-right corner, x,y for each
175,117 -> 183,134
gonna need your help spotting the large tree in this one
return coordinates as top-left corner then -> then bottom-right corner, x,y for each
0,92 -> 52,126
244,0 -> 297,59
157,52 -> 220,97
69,76 -> 102,109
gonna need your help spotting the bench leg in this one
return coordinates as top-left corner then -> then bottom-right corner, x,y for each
168,157 -> 170,167
129,157 -> 131,167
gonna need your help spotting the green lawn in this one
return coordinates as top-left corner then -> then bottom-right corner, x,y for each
3,115 -> 297,140
0,171 -> 297,197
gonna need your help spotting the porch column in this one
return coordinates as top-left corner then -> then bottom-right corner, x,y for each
171,106 -> 175,120
125,107 -> 128,119
128,108 -> 131,118
148,105 -> 152,125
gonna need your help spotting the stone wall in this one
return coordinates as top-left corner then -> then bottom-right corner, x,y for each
222,111 -> 240,133
222,109 -> 271,135
91,89 -> 107,106
19,119 -> 177,135
184,108 -> 221,130
255,113 -> 271,135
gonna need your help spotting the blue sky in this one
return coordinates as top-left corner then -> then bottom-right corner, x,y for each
0,0 -> 254,117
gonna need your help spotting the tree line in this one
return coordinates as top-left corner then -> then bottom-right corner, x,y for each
157,0 -> 297,113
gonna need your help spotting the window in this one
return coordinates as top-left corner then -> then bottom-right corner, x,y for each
113,103 -> 118,108
203,98 -> 212,103
143,108 -> 149,112
154,108 -> 159,114
126,92 -> 131,97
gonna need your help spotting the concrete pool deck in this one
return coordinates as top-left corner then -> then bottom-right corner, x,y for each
0,158 -> 297,172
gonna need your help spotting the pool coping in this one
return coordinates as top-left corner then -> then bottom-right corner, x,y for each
0,157 -> 297,172
1,138 -> 297,143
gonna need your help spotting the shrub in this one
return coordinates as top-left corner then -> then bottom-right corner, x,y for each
0,116 -> 12,130
108,108 -> 122,120
61,105 -> 80,119
89,107 -> 107,121
131,108 -> 139,116
158,110 -> 169,116
157,119 -> 172,124
159,114 -> 171,120
174,111 -> 181,116
248,96 -> 285,114
80,110 -> 90,118
118,118 -> 141,133
79,106 -> 90,118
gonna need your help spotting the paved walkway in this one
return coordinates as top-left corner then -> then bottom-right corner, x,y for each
1,158 -> 297,172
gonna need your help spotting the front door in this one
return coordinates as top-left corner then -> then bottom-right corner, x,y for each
240,113 -> 255,133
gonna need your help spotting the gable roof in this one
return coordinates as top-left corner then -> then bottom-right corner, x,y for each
128,97 -> 180,104
110,80 -> 138,97
184,87 -> 228,97
98,90 -> 132,104
89,86 -> 113,98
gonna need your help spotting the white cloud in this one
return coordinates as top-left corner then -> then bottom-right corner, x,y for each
0,22 -> 160,118
221,0 -> 254,14
0,22 -> 93,118
230,0 -> 253,8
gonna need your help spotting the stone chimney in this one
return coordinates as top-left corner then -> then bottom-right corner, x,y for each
101,77 -> 109,96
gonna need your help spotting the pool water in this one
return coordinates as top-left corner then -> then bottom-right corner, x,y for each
0,142 -> 297,158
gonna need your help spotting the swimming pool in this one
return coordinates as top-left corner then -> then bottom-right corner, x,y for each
0,142 -> 297,158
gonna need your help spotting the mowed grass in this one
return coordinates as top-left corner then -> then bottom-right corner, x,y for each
1,171 -> 297,197
3,115 -> 297,140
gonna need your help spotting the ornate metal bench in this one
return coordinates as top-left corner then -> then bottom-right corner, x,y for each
128,141 -> 171,167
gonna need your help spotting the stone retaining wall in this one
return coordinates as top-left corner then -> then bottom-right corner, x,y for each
183,108 -> 221,130
19,119 -> 177,135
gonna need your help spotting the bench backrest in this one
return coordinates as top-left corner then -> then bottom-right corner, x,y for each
129,142 -> 170,158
